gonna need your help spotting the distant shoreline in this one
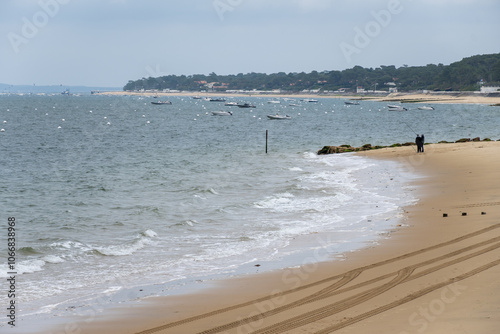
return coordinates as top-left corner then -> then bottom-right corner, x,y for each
96,91 -> 500,105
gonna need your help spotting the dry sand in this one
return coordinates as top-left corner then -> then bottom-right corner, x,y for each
57,142 -> 500,334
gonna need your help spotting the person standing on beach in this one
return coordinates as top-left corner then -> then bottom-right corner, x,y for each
416,135 -> 422,153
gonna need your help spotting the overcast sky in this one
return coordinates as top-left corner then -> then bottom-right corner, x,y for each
1,0 -> 499,87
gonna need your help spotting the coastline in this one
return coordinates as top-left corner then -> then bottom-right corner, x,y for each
53,141 -> 500,334
96,91 -> 500,105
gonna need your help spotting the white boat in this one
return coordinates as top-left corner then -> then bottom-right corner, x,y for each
418,106 -> 435,110
344,101 -> 359,105
267,113 -> 291,120
304,99 -> 318,103
268,100 -> 281,104
289,103 -> 301,107
212,111 -> 232,116
388,106 -> 408,111
224,101 -> 238,106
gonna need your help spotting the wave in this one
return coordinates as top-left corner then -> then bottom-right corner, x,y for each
254,192 -> 295,210
42,255 -> 65,264
93,229 -> 158,257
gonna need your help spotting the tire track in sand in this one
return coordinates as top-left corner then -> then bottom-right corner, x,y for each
200,236 -> 500,334
135,223 -> 500,334
313,258 -> 500,334
248,239 -> 500,334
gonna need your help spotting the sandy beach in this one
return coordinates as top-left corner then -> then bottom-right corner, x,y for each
97,91 -> 500,105
57,141 -> 500,334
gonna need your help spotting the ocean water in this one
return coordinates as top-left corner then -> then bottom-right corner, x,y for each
1,94 -> 499,330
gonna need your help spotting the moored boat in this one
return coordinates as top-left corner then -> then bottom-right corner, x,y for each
388,105 -> 408,111
209,97 -> 226,102
151,101 -> 172,105
236,103 -> 256,108
418,106 -> 435,110
267,113 -> 291,120
212,111 -> 233,116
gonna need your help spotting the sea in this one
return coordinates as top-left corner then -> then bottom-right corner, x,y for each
1,94 -> 499,332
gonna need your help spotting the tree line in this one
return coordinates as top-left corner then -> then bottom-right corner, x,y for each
124,53 -> 500,93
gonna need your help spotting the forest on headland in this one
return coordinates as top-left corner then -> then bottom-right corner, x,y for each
124,53 -> 500,93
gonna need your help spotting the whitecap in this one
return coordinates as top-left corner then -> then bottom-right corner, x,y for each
143,229 -> 158,238
42,255 -> 65,264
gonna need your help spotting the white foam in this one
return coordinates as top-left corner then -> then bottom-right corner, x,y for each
16,259 -> 46,274
43,255 -> 65,264
143,229 -> 158,238
103,286 -> 123,295
95,231 -> 157,256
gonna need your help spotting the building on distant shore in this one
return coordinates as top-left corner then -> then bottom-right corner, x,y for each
480,86 -> 500,93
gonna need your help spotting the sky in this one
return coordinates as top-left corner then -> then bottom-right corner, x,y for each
1,0 -> 499,87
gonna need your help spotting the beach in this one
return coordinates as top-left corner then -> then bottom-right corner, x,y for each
64,141 -> 500,334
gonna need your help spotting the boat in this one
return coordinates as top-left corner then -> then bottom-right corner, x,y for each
344,101 -> 359,105
304,99 -> 318,103
388,105 -> 408,111
192,96 -> 202,99
212,111 -> 232,116
151,101 -> 172,105
267,113 -> 291,120
418,106 -> 435,110
236,103 -> 256,108
387,104 -> 402,108
268,100 -> 281,104
289,103 -> 301,107
208,97 -> 226,102
224,101 -> 238,106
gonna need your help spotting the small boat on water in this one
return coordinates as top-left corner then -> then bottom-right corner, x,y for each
345,101 -> 360,105
418,106 -> 435,110
289,103 -> 301,107
268,100 -> 281,104
225,101 -> 238,106
267,113 -> 291,120
192,96 -> 202,99
388,105 -> 408,111
212,111 -> 233,116
304,99 -> 318,103
151,101 -> 172,105
209,98 -> 226,102
236,103 -> 256,108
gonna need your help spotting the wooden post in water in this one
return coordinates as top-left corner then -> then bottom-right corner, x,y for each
266,130 -> 268,154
